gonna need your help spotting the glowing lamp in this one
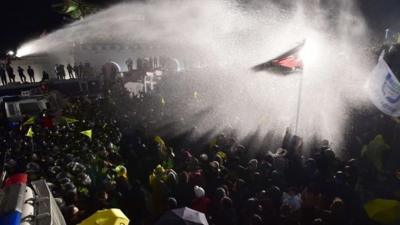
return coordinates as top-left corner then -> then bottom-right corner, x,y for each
6,50 -> 14,56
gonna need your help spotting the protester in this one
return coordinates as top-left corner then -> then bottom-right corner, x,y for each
6,64 -> 16,83
55,64 -> 60,79
191,185 -> 211,214
67,64 -> 74,79
42,70 -> 50,81
17,66 -> 27,83
73,64 -> 79,78
0,64 -> 7,85
0,55 -> 397,225
27,65 -> 35,83
60,64 -> 66,79
126,58 -> 133,71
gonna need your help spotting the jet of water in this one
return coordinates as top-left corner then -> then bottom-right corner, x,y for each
17,0 -> 376,152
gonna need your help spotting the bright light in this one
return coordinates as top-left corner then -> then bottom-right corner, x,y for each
6,50 -> 14,56
299,38 -> 320,66
16,45 -> 34,58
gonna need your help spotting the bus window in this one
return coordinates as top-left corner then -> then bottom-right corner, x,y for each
19,102 -> 41,115
7,103 -> 16,116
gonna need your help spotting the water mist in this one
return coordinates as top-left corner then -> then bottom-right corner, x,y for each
16,0 -> 375,153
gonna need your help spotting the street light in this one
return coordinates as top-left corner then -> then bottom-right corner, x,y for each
6,50 -> 14,56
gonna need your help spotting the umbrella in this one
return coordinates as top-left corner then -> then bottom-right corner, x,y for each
364,199 -> 400,224
78,208 -> 129,225
156,207 -> 208,225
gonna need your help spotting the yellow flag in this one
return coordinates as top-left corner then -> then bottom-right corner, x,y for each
154,136 -> 166,146
193,91 -> 198,99
80,129 -> 92,139
26,127 -> 34,138
23,116 -> 35,126
62,116 -> 79,124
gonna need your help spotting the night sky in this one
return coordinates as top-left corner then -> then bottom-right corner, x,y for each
0,0 -> 63,55
0,0 -> 399,56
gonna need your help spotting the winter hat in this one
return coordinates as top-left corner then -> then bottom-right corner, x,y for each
194,185 -> 205,198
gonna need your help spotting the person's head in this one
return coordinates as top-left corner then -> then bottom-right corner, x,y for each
167,197 -> 178,209
194,185 -> 205,199
63,204 -> 79,220
98,191 -> 109,202
334,171 -> 345,184
251,214 -> 263,225
305,158 -> 316,170
221,196 -> 233,209
312,218 -> 326,225
330,197 -> 345,213
209,161 -> 220,174
248,159 -> 258,171
234,178 -> 246,192
179,171 -> 189,184
199,153 -> 208,162
215,187 -> 227,200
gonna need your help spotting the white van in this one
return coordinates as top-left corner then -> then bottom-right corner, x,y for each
1,96 -> 48,122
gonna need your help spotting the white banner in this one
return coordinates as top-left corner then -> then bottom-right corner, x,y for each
368,54 -> 400,117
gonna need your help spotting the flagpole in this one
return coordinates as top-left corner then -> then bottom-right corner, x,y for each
294,70 -> 304,135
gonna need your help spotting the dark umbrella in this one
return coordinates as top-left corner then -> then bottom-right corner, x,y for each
156,207 -> 209,225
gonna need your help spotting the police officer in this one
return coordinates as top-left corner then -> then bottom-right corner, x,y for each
17,66 -> 27,83
0,64 -> 7,85
27,65 -> 35,83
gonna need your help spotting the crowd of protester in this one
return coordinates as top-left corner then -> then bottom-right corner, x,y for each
0,57 -> 399,225
54,62 -> 95,80
0,64 -> 37,86
0,61 -> 96,86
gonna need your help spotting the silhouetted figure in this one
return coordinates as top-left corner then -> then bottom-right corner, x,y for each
73,64 -> 79,79
59,64 -> 66,80
42,71 -> 49,81
0,65 -> 7,85
17,66 -> 27,83
67,64 -> 74,79
55,64 -> 60,79
136,58 -> 143,71
6,65 -> 15,83
27,66 -> 35,83
126,58 -> 133,71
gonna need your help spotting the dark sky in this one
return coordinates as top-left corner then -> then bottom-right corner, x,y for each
0,0 -> 399,56
357,0 -> 400,35
0,0 -> 63,55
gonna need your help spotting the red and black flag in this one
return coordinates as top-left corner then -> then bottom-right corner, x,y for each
252,40 -> 305,74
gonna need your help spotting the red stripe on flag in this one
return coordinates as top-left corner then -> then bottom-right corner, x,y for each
273,56 -> 303,69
